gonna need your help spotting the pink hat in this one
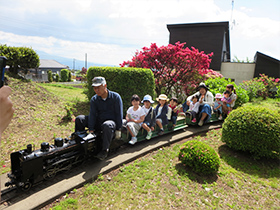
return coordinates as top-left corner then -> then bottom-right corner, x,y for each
215,93 -> 222,99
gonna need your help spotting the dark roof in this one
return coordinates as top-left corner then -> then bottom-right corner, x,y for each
254,51 -> 280,78
167,21 -> 230,70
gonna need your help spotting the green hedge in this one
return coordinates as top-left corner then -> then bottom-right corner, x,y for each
86,67 -> 155,116
178,140 -> 221,175
222,106 -> 280,159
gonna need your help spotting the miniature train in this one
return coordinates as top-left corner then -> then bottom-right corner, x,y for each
5,113 -> 223,191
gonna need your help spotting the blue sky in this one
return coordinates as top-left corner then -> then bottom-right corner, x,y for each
0,0 -> 279,68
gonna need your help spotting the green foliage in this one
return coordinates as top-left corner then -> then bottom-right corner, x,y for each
222,106 -> 280,159
60,69 -> 69,82
178,140 -> 220,175
277,86 -> 280,98
55,73 -> 59,82
47,70 -> 53,82
86,67 -> 155,116
0,44 -> 40,76
239,80 -> 266,101
256,74 -> 279,98
205,77 -> 249,108
63,102 -> 76,121
232,55 -> 253,63
68,70 -> 72,82
240,74 -> 280,100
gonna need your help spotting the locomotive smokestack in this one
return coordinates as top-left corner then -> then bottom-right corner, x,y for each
26,144 -> 32,154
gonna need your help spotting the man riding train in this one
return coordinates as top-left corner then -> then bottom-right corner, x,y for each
75,77 -> 123,160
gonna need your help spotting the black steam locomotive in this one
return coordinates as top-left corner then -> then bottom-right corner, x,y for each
5,131 -> 98,191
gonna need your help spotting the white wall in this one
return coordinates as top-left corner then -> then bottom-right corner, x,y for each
220,62 -> 255,85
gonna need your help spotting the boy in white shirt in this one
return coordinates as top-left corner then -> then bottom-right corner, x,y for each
126,94 -> 145,145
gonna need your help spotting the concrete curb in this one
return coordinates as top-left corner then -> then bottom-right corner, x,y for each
1,122 -> 222,210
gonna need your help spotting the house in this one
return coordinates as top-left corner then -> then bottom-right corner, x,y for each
167,21 -> 230,71
254,52 -> 280,78
26,59 -> 69,82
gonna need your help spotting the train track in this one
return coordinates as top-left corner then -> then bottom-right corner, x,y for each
0,122 -> 222,210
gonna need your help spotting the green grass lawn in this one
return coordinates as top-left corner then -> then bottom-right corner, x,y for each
45,128 -> 280,210
38,83 -> 87,102
44,99 -> 280,210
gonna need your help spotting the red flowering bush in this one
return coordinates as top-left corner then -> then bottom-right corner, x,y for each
257,74 -> 280,98
178,140 -> 220,175
121,42 -> 221,100
240,74 -> 280,100
80,67 -> 87,82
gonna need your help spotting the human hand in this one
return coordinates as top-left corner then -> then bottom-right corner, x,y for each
129,118 -> 135,123
0,86 -> 14,138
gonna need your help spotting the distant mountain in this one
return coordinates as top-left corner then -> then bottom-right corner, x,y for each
36,50 -> 111,70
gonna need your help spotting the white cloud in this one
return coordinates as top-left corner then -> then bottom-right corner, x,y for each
0,0 -> 279,66
240,6 -> 252,13
0,31 -> 135,65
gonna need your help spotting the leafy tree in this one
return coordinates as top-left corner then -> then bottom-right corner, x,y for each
0,44 -> 40,76
80,67 -> 87,82
81,67 -> 87,75
121,42 -> 221,98
60,69 -> 69,82
55,73 -> 59,82
47,70 -> 53,82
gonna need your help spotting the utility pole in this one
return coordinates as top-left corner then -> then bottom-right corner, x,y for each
73,58 -> 75,70
85,53 -> 87,69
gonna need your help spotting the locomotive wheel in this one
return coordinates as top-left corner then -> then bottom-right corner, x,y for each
43,167 -> 57,180
20,181 -> 32,191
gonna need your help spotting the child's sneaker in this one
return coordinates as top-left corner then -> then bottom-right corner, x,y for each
191,118 -> 196,123
146,131 -> 152,140
129,137 -> 137,145
158,129 -> 164,135
218,116 -> 223,120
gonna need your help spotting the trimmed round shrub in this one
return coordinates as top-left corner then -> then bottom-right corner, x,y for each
178,140 -> 220,175
222,106 -> 280,159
